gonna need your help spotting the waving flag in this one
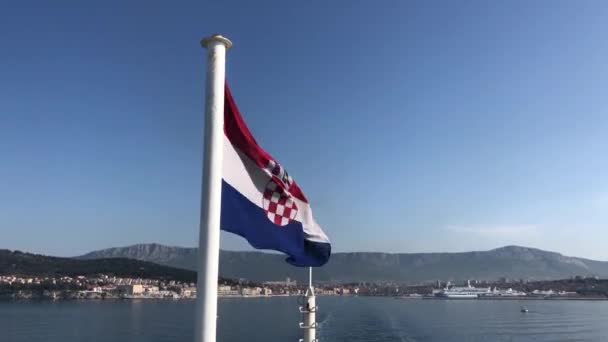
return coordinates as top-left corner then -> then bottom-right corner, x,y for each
220,84 -> 331,267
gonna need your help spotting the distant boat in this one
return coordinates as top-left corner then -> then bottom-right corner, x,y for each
521,307 -> 529,313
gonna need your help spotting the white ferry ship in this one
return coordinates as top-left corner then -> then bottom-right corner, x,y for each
435,281 -> 491,298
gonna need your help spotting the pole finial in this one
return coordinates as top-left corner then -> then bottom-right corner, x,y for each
201,34 -> 233,50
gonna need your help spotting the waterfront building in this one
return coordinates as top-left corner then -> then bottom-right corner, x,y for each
241,287 -> 262,296
180,287 -> 197,298
117,284 -> 144,296
217,285 -> 238,296
264,277 -> 297,287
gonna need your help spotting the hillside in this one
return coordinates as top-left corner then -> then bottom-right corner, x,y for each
79,244 -> 608,283
0,249 -> 196,282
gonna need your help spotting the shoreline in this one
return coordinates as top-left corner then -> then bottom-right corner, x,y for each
3,294 -> 608,302
0,294 -> 303,302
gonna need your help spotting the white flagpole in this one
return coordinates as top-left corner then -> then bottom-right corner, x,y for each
195,34 -> 232,342
300,267 -> 317,342
309,267 -> 312,288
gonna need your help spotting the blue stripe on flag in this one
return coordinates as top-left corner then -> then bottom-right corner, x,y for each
220,180 -> 330,267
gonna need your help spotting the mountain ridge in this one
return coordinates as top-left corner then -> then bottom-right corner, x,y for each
79,244 -> 608,283
0,249 -> 197,282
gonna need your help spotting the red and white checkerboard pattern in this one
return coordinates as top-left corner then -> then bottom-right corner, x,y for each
262,180 -> 298,226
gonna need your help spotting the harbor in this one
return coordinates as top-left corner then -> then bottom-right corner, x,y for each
395,280 -> 608,300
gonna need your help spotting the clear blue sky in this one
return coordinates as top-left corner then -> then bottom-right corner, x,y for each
1,1 -> 607,259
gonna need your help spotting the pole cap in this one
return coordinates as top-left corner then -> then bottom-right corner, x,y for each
201,34 -> 232,49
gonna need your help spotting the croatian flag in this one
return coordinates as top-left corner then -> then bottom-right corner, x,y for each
220,84 -> 331,267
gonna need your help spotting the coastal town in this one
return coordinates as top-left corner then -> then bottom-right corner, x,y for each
2,273 -> 608,300
0,274 -> 338,300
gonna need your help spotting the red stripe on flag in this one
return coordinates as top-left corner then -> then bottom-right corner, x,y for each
224,83 -> 308,203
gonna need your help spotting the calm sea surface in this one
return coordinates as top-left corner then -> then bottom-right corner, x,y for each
2,297 -> 608,341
